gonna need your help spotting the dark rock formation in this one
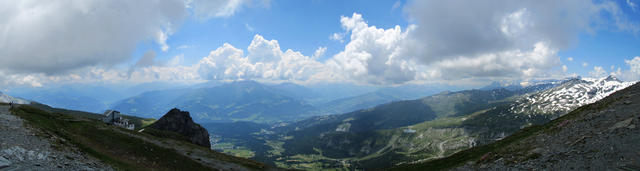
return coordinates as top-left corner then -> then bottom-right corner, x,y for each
148,108 -> 211,148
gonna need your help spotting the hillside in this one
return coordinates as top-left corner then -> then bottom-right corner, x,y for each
394,81 -> 640,170
2,103 -> 279,170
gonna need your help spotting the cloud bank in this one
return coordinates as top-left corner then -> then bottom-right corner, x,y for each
0,0 -> 188,74
1,0 -> 638,87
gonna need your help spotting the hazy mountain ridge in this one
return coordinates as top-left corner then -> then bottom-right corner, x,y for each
111,80 -> 318,123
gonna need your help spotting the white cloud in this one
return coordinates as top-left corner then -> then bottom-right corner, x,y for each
582,62 -> 589,67
628,0 -> 638,12
590,66 -> 607,77
326,13 -> 420,84
0,0 -> 187,74
196,34 -> 330,82
2,1 -> 638,87
620,56 -> 640,80
156,30 -> 171,52
330,33 -> 345,43
318,0 -> 637,85
312,47 -> 327,59
597,57 -> 640,81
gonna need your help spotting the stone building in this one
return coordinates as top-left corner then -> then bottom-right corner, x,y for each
102,110 -> 134,130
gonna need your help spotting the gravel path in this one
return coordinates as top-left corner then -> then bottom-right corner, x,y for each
0,104 -> 113,170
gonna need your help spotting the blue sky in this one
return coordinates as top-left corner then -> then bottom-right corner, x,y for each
1,0 -> 640,88
141,0 -> 409,64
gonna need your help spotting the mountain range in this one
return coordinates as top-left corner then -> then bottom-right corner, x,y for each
110,80 -> 443,123
395,76 -> 640,170
201,76 -> 635,170
2,75 -> 635,170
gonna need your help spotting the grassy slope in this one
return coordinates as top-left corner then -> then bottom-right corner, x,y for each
390,83 -> 634,171
11,104 -> 270,171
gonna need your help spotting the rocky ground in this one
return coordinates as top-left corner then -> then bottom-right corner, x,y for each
455,83 -> 640,170
0,104 -> 113,170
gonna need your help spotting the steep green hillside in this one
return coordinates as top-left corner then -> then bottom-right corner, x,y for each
392,82 -> 640,170
10,104 -> 277,171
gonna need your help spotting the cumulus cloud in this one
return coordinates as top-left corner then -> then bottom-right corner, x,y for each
2,0 -> 638,87
0,0 -> 188,74
583,62 -> 589,67
196,35 -> 330,82
323,0 -> 637,85
563,65 -> 568,72
619,56 -> 640,80
326,13 -> 420,84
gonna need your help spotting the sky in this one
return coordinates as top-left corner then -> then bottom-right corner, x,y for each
1,0 -> 640,88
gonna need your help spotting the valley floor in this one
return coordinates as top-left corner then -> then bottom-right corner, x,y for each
0,104 -> 112,170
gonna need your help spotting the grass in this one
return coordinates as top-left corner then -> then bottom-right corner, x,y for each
223,148 -> 256,158
10,104 -> 274,171
265,140 -> 285,157
11,105 -> 212,171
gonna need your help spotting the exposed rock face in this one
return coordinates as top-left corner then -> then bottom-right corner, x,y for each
149,108 -> 211,148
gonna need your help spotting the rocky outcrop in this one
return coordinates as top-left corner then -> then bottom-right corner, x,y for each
148,108 -> 211,148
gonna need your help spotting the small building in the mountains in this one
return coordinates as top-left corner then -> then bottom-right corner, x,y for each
102,110 -> 134,130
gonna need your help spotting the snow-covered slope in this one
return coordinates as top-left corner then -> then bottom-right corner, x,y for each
0,92 -> 30,104
510,76 -> 635,115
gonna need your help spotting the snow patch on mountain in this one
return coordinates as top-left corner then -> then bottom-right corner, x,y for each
510,76 -> 635,115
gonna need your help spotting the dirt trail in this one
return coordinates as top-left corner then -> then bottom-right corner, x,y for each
0,104 -> 112,170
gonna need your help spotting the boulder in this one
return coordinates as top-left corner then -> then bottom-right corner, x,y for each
148,108 -> 211,148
